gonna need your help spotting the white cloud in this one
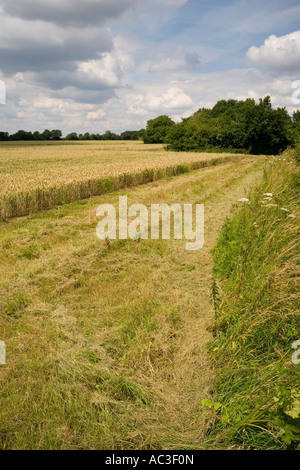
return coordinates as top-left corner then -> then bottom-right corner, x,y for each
78,56 -> 121,88
125,94 -> 148,116
87,109 -> 106,120
76,36 -> 135,90
246,31 -> 300,76
156,87 -> 193,109
125,87 -> 193,115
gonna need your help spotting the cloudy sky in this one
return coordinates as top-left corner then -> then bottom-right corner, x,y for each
0,0 -> 299,135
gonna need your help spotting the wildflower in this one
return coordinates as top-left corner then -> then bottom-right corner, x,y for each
281,208 -> 289,212
263,193 -> 273,197
265,204 -> 277,208
238,198 -> 249,203
288,214 -> 296,218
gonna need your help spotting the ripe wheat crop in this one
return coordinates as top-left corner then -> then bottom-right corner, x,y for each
0,141 -> 241,219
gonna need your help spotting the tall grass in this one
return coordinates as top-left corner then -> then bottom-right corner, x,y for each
207,150 -> 300,449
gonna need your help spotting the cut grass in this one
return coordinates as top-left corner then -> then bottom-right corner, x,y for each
0,156 -> 264,449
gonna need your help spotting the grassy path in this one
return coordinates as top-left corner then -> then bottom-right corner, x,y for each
0,156 -> 265,449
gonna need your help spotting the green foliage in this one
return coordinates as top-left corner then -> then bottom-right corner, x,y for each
120,129 -> 145,140
295,143 -> 300,163
0,129 -> 145,142
208,152 -> 300,449
65,132 -> 79,141
3,129 -> 63,141
167,97 -> 294,155
143,115 -> 175,144
292,111 -> 300,143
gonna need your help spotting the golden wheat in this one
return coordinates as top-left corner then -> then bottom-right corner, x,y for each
0,141 -> 242,219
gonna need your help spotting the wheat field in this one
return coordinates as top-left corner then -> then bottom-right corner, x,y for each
0,141 -> 241,219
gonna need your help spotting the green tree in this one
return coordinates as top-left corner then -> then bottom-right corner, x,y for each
65,132 -> 79,141
10,130 -> 33,141
143,115 -> 175,144
167,97 -> 293,155
0,131 -> 10,141
42,129 -> 52,140
33,131 -> 42,140
102,130 -> 120,140
50,129 -> 62,140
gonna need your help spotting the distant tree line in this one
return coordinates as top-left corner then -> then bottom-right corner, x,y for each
1,96 -> 299,155
0,129 -> 63,141
144,97 -> 300,155
0,128 -> 145,142
64,129 -> 145,141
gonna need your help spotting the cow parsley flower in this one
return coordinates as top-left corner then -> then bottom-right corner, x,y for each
238,198 -> 249,203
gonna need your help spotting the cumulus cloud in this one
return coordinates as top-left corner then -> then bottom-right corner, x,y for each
0,0 -> 298,136
34,37 -> 135,98
0,0 -> 138,27
126,87 -> 193,115
0,7 -> 134,102
0,28 -> 113,75
77,55 -> 123,89
155,87 -> 193,109
246,31 -> 300,75
87,109 -> 106,120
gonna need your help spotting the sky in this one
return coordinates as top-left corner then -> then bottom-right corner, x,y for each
0,0 -> 299,135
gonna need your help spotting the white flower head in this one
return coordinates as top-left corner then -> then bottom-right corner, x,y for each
238,198 -> 249,203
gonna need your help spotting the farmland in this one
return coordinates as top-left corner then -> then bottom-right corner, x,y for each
0,141 -> 298,450
1,0 -> 300,453
0,141 -> 244,219
0,144 -> 265,449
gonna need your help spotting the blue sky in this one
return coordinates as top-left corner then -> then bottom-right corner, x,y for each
0,0 -> 299,134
